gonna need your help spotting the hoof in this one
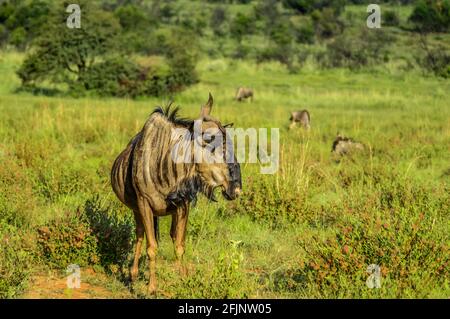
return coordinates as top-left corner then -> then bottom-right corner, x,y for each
147,284 -> 157,297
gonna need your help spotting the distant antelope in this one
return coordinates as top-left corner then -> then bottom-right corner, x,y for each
111,94 -> 242,295
235,87 -> 253,102
332,134 -> 364,156
289,110 -> 310,130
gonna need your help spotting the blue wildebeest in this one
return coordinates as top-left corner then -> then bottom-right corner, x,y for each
111,94 -> 242,294
235,87 -> 253,102
289,110 -> 311,130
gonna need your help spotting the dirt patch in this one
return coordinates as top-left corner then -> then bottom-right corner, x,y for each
21,268 -> 131,299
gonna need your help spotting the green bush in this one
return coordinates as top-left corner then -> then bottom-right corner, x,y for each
317,29 -> 391,69
384,10 -> 400,27
37,210 -> 99,269
231,175 -> 306,227
84,197 -> 133,271
409,0 -> 450,33
311,8 -> 344,39
0,222 -> 32,298
295,23 -> 315,44
76,57 -> 142,97
36,197 -> 134,273
299,206 -> 449,298
210,6 -> 228,36
415,44 -> 450,78
9,27 -> 26,50
164,28 -> 199,90
114,4 -> 151,31
0,0 -> 51,49
230,12 -> 256,42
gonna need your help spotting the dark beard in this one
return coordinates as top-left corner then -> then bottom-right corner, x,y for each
166,175 -> 217,207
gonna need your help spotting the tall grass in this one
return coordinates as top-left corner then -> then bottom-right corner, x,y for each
0,52 -> 449,298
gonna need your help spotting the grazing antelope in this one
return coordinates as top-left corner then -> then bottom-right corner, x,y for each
289,110 -> 311,130
235,87 -> 253,102
332,134 -> 364,156
111,94 -> 242,295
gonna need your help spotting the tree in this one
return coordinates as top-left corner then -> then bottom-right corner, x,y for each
164,28 -> 199,90
210,6 -> 228,36
17,2 -> 121,86
230,12 -> 255,42
311,8 -> 344,39
0,0 -> 51,50
114,4 -> 150,31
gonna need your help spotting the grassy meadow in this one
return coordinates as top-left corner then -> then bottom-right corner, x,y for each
0,49 -> 449,298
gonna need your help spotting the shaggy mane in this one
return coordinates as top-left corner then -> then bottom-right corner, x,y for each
152,103 -> 194,128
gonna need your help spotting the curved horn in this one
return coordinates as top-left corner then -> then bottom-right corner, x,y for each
201,93 -> 213,117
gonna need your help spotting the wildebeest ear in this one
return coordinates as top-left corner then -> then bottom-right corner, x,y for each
223,123 -> 234,128
201,93 -> 213,117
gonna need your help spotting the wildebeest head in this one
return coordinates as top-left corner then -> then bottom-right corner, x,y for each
194,94 -> 242,201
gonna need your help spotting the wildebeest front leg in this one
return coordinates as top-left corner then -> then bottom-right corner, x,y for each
137,197 -> 158,295
172,202 -> 189,276
130,210 -> 144,283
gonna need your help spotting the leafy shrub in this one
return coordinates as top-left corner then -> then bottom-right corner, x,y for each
409,0 -> 450,33
37,210 -> 99,269
257,45 -> 294,67
384,10 -> 400,27
114,4 -> 151,31
0,0 -> 51,49
299,207 -> 449,298
75,57 -> 143,97
311,8 -> 344,39
84,197 -> 133,271
317,29 -> 391,69
8,27 -> 27,50
257,21 -> 295,66
254,0 -> 282,30
230,13 -> 256,42
36,197 -> 134,273
295,23 -> 315,44
210,6 -> 228,36
0,24 -> 7,46
415,42 -> 450,78
231,175 -> 307,227
164,28 -> 200,90
0,222 -> 33,298
0,157 -> 40,227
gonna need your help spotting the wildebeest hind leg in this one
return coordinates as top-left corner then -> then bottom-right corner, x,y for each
130,210 -> 144,283
137,197 -> 158,295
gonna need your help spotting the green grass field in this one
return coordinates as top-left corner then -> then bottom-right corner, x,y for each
0,51 -> 449,298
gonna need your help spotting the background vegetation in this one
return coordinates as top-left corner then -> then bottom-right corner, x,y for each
0,0 -> 449,298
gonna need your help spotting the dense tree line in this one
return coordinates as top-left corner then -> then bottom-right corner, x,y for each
0,0 -> 448,97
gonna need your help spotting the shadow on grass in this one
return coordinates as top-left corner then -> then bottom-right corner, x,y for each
15,85 -> 64,97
